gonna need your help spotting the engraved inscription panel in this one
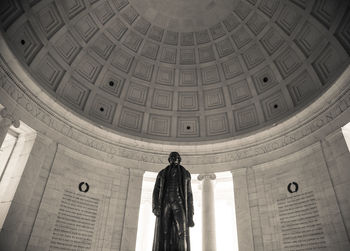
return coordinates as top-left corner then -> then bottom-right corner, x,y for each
277,191 -> 326,250
50,190 -> 99,250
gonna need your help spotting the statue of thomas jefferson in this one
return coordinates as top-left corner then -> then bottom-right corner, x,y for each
152,152 -> 195,251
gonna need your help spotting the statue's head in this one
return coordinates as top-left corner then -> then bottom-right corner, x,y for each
168,152 -> 181,165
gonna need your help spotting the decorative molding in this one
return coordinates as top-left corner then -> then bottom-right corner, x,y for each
247,12 -> 268,35
258,0 -> 280,18
122,31 -> 143,53
121,5 -> 138,25
118,107 -> 143,133
134,18 -> 151,35
74,14 -> 98,43
35,2 -> 64,39
203,87 -> 226,110
156,66 -> 175,86
93,1 -> 115,25
177,116 -> 200,138
276,4 -> 301,36
233,104 -> 259,131
54,31 -> 82,65
195,30 -> 211,44
294,22 -> 324,57
260,27 -> 285,55
160,47 -> 177,64
133,60 -> 154,82
164,31 -> 178,46
228,79 -> 252,104
210,23 -> 226,40
0,0 -> 24,30
198,173 -> 216,181
234,0 -> 253,21
151,89 -> 173,111
141,41 -> 159,60
205,113 -> 229,136
198,45 -> 215,63
148,26 -> 164,42
242,44 -> 265,70
223,14 -> 240,32
180,48 -> 196,65
12,21 -> 43,65
181,32 -> 194,46
215,38 -> 234,58
60,0 -> 86,20
261,90 -> 289,121
106,18 -> 128,41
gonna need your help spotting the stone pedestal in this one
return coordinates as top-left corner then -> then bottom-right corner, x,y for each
198,173 -> 217,251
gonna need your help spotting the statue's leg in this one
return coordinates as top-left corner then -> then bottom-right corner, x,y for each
163,202 -> 172,251
170,223 -> 177,251
172,200 -> 187,251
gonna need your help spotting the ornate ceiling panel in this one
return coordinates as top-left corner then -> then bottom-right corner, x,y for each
0,0 -> 349,142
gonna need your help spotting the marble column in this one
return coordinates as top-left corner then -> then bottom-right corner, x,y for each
198,173 -> 217,251
120,168 -> 145,251
0,108 -> 20,148
231,168 -> 254,251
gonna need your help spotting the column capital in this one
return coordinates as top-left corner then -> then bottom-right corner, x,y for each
198,173 -> 216,181
0,107 -> 20,128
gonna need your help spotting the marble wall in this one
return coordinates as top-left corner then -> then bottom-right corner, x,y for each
323,129 -> 350,241
0,139 -> 144,251
27,145 -> 144,251
233,134 -> 350,251
0,133 -> 55,250
1,128 -> 349,251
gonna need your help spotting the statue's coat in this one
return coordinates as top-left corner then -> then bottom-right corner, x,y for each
152,165 -> 194,251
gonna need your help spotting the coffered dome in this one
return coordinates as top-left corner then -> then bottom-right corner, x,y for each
0,0 -> 349,142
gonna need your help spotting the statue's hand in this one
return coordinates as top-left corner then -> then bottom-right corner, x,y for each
153,208 -> 161,217
188,219 -> 195,227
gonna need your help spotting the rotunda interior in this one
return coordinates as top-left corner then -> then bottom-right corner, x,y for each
0,0 -> 350,250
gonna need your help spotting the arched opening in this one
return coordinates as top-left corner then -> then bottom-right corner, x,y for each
136,171 -> 238,250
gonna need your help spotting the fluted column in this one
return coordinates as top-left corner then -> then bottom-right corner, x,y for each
0,108 -> 20,148
198,173 -> 217,251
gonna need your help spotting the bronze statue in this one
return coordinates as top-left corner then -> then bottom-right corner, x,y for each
152,152 -> 195,251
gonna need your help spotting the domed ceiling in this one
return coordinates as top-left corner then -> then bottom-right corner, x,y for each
0,0 -> 349,142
